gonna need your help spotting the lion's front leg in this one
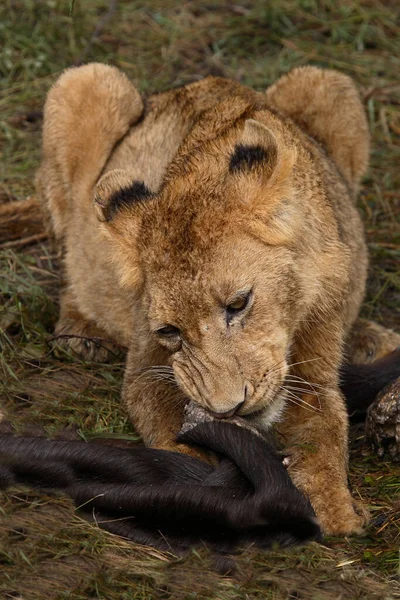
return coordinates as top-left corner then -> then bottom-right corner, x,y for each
122,343 -> 209,461
279,387 -> 367,535
277,322 -> 369,536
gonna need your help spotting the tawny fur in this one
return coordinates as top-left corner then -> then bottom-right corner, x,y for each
15,63 -> 398,536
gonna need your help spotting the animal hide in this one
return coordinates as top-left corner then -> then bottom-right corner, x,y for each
0,420 -> 320,554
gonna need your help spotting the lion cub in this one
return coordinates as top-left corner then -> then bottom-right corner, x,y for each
37,63 -> 373,535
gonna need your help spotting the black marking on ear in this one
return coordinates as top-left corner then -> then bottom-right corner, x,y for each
229,144 -> 269,173
107,181 -> 153,220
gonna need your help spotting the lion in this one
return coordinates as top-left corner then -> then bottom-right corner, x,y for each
30,63 -> 400,536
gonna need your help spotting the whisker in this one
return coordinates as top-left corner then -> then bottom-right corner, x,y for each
285,384 -> 319,396
262,356 -> 323,386
284,377 -> 327,405
285,385 -> 322,411
287,357 -> 323,369
129,373 -> 178,392
284,375 -> 326,390
131,365 -> 175,385
135,365 -> 174,375
280,387 -> 321,413
265,358 -> 288,376
285,397 -> 319,414
280,391 -> 316,414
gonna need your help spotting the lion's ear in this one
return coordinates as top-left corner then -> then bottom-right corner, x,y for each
94,169 -> 151,288
229,119 -> 279,177
94,169 -> 153,223
231,118 -> 297,192
231,119 -> 300,245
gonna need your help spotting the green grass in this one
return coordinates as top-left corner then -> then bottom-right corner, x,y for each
1,1 -> 400,598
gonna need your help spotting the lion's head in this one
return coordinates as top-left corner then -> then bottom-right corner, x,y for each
95,100 -> 319,421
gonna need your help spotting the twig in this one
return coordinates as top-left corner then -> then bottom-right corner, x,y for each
363,82 -> 400,101
75,0 -> 118,65
0,232 -> 48,249
48,333 -> 128,358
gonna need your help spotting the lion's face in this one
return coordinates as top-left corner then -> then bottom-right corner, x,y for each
97,111 -> 305,420
143,229 -> 299,419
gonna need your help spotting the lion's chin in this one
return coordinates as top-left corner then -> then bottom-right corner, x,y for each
246,393 -> 287,432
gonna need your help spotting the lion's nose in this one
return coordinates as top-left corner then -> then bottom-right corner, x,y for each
210,400 -> 244,419
244,382 -> 254,399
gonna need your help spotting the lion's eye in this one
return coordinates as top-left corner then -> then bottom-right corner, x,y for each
156,325 -> 181,338
226,291 -> 252,322
228,297 -> 247,311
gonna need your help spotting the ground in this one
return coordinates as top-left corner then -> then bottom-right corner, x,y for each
0,1 -> 399,599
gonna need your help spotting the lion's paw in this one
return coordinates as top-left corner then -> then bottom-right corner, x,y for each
53,317 -> 122,363
317,494 -> 369,536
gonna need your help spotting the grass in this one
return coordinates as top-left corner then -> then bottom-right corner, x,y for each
1,0 -> 400,598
